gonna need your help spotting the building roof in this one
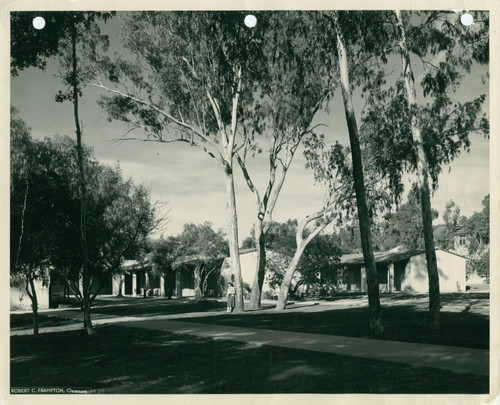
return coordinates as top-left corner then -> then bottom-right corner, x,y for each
339,246 -> 470,266
239,248 -> 258,255
173,254 -> 226,269
340,246 -> 424,265
122,259 -> 150,270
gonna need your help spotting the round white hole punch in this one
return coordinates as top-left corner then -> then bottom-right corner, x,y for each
32,16 -> 46,30
460,13 -> 473,26
244,14 -> 257,28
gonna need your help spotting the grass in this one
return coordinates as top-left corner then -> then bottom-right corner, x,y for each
88,293 -> 490,349
10,293 -> 489,393
10,313 -> 78,330
10,324 -> 488,394
185,303 -> 489,349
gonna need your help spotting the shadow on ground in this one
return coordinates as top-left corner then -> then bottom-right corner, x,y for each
10,314 -> 77,330
186,303 -> 489,349
91,298 -> 227,318
10,324 -> 488,394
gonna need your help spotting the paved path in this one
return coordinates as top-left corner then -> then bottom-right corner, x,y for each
117,318 -> 489,376
12,306 -> 489,377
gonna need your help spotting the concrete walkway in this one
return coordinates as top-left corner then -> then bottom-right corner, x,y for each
12,307 -> 489,377
117,318 -> 489,377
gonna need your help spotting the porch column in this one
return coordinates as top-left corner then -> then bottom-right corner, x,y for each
360,266 -> 367,292
388,263 -> 394,293
121,274 -> 126,296
132,273 -> 137,296
176,269 -> 182,298
160,275 -> 165,296
144,272 -> 149,296
112,274 -> 120,296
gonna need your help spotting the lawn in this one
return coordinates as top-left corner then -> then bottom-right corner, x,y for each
184,303 -> 489,349
10,293 -> 489,394
88,293 -> 490,349
10,324 -> 488,394
10,313 -> 79,330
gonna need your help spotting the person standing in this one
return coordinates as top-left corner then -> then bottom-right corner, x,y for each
226,282 -> 236,313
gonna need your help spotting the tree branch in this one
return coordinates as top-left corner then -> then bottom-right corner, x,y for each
91,82 -> 220,153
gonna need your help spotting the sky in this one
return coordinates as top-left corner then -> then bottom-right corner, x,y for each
10,11 -> 490,242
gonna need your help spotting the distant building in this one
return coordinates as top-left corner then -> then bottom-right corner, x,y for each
221,248 -> 281,298
10,279 -> 50,311
339,246 -> 468,294
451,226 -> 473,257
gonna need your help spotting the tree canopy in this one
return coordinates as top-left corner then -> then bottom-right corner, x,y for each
11,109 -> 158,305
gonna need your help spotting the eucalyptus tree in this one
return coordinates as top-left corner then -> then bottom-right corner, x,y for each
93,11 -> 269,312
276,135 -> 392,311
321,11 -> 397,336
264,220 -> 341,300
235,11 -> 337,309
361,10 -> 489,326
11,11 -> 114,335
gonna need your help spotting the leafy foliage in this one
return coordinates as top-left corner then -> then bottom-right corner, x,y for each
464,195 -> 490,249
262,220 -> 342,297
374,186 -> 440,251
173,222 -> 229,298
176,222 -> 229,263
10,108 -> 77,292
360,11 -> 489,199
95,11 -> 267,151
434,200 -> 466,250
11,12 -> 114,93
10,109 -> 158,302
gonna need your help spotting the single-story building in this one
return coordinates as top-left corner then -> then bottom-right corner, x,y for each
172,256 -> 224,298
339,246 -> 468,293
10,256 -> 223,311
10,279 -> 50,311
220,248 -> 281,298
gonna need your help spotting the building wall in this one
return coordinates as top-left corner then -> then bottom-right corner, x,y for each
239,252 -> 259,289
346,266 -> 361,291
222,251 -> 274,296
10,280 -> 49,311
402,250 -> 466,293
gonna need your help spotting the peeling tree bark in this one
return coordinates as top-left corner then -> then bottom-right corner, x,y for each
193,264 -> 202,301
276,210 -> 326,311
395,10 -> 440,327
333,11 -> 383,336
249,219 -> 267,308
224,166 -> 244,311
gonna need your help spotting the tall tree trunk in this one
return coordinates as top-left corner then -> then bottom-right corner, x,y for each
276,247 -> 305,310
27,277 -> 39,337
224,167 -> 244,312
82,298 -> 94,334
15,179 -> 29,269
71,19 -> 94,335
249,220 -> 267,309
276,210 -> 326,310
333,11 -> 383,336
395,10 -> 440,327
81,273 -> 95,335
143,271 -> 149,298
193,264 -> 202,301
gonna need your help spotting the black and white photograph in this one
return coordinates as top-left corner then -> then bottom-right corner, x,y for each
4,2 -> 498,402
